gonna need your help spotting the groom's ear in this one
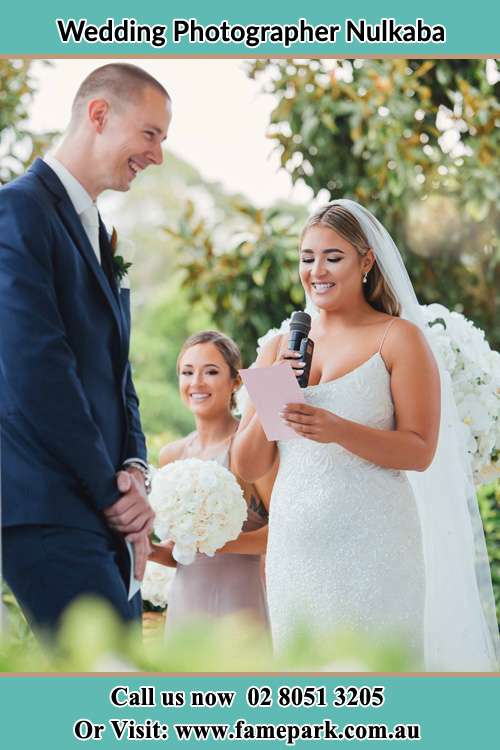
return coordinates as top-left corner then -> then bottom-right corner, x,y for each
87,98 -> 110,133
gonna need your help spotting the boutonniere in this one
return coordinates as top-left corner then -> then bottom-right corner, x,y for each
110,227 -> 133,287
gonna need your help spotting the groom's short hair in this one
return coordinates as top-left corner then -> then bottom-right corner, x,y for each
71,63 -> 170,119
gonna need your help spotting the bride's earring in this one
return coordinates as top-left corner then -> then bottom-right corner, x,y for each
362,271 -> 368,284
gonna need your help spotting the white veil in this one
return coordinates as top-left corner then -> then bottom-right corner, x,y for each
306,199 -> 499,671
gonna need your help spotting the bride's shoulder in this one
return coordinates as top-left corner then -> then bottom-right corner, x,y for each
386,317 -> 424,342
382,318 -> 435,366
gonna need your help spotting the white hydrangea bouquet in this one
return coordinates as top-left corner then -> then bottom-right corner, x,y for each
422,303 -> 500,484
149,458 -> 247,565
141,561 -> 176,610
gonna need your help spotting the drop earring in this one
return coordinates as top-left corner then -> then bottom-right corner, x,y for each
362,272 -> 368,284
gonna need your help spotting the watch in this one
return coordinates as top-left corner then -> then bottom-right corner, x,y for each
124,461 -> 152,494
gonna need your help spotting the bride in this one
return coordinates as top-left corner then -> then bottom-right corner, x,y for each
232,199 -> 499,671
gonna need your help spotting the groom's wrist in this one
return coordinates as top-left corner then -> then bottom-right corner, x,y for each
122,457 -> 148,472
122,459 -> 152,494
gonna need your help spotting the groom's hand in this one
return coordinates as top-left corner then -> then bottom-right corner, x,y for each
104,469 -> 155,537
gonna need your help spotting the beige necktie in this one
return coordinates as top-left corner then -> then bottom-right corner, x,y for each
80,204 -> 101,265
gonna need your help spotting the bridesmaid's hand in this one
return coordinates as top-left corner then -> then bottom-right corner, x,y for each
149,541 -> 177,568
280,403 -> 341,443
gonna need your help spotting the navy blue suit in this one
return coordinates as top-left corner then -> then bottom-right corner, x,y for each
0,158 -> 146,630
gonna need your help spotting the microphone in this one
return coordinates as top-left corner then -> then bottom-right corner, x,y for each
288,311 -> 314,388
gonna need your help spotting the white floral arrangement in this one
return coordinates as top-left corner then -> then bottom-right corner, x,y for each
422,303 -> 500,484
141,561 -> 176,610
149,458 -> 247,565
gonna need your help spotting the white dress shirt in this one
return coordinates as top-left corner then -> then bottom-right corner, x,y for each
43,154 -> 101,264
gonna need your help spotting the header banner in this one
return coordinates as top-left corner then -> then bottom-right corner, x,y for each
1,0 -> 498,56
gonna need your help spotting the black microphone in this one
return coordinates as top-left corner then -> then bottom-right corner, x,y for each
288,311 -> 314,388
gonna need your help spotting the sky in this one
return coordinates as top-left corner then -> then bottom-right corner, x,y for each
28,59 -> 313,207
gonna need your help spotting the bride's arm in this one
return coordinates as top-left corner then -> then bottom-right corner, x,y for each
231,336 -> 285,482
219,458 -> 278,554
282,321 -> 440,472
219,525 -> 268,555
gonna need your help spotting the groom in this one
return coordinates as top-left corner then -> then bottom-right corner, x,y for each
0,64 -> 172,632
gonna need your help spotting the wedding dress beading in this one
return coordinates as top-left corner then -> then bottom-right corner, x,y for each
266,336 -> 425,660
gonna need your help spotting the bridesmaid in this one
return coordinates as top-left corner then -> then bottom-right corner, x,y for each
149,330 -> 276,629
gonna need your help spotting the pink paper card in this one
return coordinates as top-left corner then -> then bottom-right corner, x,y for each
239,363 -> 305,441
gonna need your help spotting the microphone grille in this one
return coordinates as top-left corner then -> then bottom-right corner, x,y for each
290,311 -> 311,334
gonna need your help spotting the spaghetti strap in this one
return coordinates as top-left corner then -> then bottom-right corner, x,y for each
378,318 -> 398,355
180,432 -> 197,459
224,431 -> 238,470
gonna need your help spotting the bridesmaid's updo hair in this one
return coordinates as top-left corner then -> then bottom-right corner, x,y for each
301,203 -> 401,316
177,331 -> 242,411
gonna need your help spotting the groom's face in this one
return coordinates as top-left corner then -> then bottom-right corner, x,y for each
97,85 -> 172,192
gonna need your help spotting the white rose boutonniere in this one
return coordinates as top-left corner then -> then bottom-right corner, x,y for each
110,227 -> 134,290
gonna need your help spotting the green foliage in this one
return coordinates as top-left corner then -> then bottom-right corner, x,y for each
0,60 -> 57,184
131,277 -> 212,447
108,151 -> 240,306
0,597 -> 415,673
477,482 -> 500,622
246,59 -> 499,348
171,198 -> 307,365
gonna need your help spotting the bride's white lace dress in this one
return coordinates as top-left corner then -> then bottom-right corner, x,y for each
266,351 -> 425,657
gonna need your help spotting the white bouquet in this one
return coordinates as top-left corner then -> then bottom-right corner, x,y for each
141,561 -> 176,609
422,303 -> 500,484
149,458 -> 247,565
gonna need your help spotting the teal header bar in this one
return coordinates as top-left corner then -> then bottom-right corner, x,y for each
0,675 -> 498,747
1,1 -> 498,56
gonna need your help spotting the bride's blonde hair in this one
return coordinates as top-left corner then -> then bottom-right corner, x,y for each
301,203 -> 401,316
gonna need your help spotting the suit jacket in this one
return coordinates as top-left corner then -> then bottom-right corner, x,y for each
0,158 -> 147,534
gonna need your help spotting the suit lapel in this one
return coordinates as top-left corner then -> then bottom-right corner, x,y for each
30,159 -> 124,344
99,223 -> 130,367
98,220 -> 120,300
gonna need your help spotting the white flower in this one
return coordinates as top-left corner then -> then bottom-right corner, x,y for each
149,458 -> 247,565
422,304 -> 500,484
141,561 -> 176,609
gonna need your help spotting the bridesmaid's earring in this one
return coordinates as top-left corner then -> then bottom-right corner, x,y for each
362,272 -> 368,284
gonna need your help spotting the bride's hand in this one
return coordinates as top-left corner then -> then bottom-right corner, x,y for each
280,403 -> 340,443
274,341 -> 305,379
